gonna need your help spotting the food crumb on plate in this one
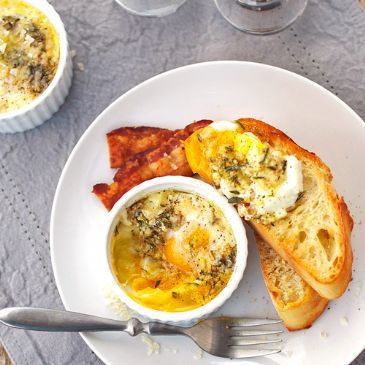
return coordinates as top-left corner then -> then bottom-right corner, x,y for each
102,286 -> 132,320
339,316 -> 349,326
141,334 -> 161,356
70,49 -> 77,58
320,330 -> 329,338
193,348 -> 203,360
103,286 -> 161,356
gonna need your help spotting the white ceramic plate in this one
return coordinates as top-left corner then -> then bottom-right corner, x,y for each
50,61 -> 365,365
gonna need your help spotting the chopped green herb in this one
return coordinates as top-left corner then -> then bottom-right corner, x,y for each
228,196 -> 244,204
229,190 -> 240,195
260,148 -> 269,164
252,176 -> 265,179
296,191 -> 305,203
155,280 -> 161,288
229,174 -> 240,185
197,134 -> 203,142
225,165 -> 244,172
282,160 -> 287,172
225,145 -> 234,152
172,291 -> 178,299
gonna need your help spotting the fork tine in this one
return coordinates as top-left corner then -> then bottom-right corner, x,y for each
229,338 -> 282,346
223,318 -> 282,327
229,329 -> 283,336
226,347 -> 281,359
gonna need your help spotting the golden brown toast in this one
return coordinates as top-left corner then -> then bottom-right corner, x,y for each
184,118 -> 353,300
237,118 -> 353,299
256,234 -> 328,330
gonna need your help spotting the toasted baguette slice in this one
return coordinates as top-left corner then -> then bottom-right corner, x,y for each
256,234 -> 328,330
238,118 -> 353,299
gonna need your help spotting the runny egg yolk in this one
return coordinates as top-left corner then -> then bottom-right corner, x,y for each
164,227 -> 210,273
185,121 -> 304,224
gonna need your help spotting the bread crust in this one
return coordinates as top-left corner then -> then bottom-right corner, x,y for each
238,118 -> 353,299
256,234 -> 328,330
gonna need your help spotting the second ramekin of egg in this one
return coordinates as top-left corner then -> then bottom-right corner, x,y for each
103,176 -> 248,323
0,0 -> 73,133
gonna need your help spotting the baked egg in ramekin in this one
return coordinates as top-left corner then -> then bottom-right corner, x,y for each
0,0 -> 73,133
104,176 -> 248,323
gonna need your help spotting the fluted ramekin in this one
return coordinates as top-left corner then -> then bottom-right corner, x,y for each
0,0 -> 73,134
104,176 -> 248,324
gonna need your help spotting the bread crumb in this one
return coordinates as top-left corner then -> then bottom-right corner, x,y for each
193,348 -> 204,360
77,62 -> 85,71
339,316 -> 349,326
141,334 -> 160,355
320,330 -> 328,338
70,49 -> 77,58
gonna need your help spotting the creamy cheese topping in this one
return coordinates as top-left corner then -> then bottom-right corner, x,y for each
0,0 -> 60,113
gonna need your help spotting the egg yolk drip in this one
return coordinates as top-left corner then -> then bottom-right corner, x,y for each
185,121 -> 304,224
110,190 -> 236,312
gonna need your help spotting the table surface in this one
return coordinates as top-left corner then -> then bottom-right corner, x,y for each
0,0 -> 364,364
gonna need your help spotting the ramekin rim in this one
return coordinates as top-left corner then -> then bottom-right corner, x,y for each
104,176 -> 248,323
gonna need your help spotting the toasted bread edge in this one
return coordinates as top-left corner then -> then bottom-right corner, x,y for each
238,118 -> 353,299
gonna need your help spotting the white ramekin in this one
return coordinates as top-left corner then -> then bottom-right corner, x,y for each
104,176 -> 248,324
0,0 -> 73,134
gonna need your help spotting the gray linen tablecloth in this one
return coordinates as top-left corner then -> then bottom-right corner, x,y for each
0,0 -> 364,364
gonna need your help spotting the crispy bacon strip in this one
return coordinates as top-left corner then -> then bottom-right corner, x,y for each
107,126 -> 174,168
93,120 -> 212,210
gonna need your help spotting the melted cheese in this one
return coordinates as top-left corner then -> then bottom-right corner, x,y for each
0,0 -> 60,113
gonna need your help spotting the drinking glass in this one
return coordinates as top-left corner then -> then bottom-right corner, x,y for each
215,0 -> 308,35
115,0 -> 187,17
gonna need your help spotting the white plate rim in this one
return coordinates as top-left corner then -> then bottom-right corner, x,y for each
50,60 -> 365,365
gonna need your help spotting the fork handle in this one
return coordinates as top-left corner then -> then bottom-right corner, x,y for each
0,307 -> 132,333
0,307 -> 187,336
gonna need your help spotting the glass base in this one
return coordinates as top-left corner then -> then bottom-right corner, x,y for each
115,0 -> 187,17
215,0 -> 308,35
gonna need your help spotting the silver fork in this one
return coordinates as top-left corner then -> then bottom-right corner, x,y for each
0,307 -> 283,359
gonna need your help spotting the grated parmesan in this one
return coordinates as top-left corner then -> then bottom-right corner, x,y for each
103,286 -> 132,320
141,334 -> 160,356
